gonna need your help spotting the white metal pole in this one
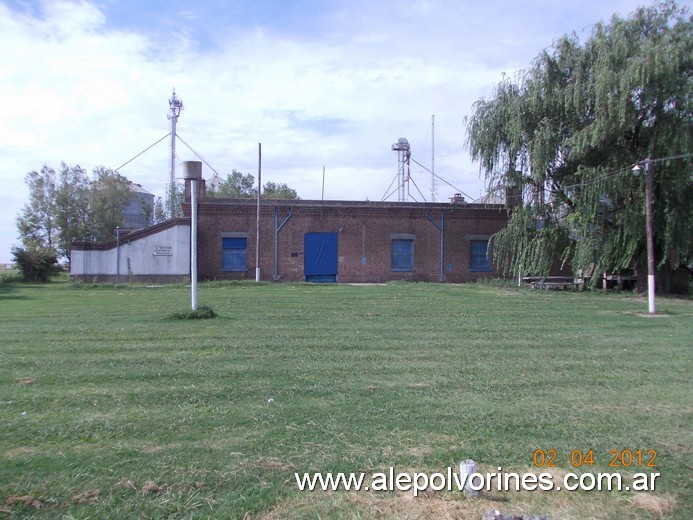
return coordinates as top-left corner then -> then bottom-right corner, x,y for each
431,114 -> 435,202
116,226 -> 120,285
169,97 -> 178,219
644,159 -> 656,314
171,112 -> 177,189
191,178 -> 198,310
168,90 -> 183,217
404,150 -> 411,202
256,143 -> 261,283
398,151 -> 403,202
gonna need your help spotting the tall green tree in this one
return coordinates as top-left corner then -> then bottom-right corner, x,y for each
55,163 -> 90,260
207,170 -> 257,198
153,183 -> 185,224
206,170 -> 300,200
17,164 -> 135,259
17,166 -> 58,250
87,167 -> 132,241
262,181 -> 300,200
465,1 -> 692,284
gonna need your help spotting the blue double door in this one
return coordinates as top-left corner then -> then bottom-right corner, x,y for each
304,232 -> 338,283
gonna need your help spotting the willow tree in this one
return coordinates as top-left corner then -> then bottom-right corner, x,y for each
466,1 -> 692,286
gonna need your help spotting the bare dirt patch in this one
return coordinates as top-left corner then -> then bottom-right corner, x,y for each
14,377 -> 35,385
139,439 -> 239,454
2,446 -> 37,459
347,491 -> 474,519
70,489 -> 100,505
141,481 -> 164,494
4,495 -> 42,509
251,456 -> 294,471
114,479 -> 137,490
258,490 -> 493,520
407,382 -> 433,389
630,493 -> 677,516
140,443 -> 182,454
263,489 -> 614,520
406,446 -> 435,458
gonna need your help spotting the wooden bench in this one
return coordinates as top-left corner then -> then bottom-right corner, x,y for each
523,276 -> 581,290
601,273 -> 637,290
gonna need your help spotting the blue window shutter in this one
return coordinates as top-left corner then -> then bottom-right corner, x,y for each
470,240 -> 491,271
391,239 -> 414,271
222,237 -> 247,271
223,237 -> 246,249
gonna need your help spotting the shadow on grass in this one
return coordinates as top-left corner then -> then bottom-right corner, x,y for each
0,279 -> 33,300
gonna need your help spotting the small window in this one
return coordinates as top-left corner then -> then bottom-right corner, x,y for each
222,237 -> 247,271
470,239 -> 491,272
391,239 -> 414,271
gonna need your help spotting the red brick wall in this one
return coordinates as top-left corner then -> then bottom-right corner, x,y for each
191,198 -> 508,283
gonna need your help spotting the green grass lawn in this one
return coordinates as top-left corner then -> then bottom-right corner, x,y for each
0,280 -> 691,519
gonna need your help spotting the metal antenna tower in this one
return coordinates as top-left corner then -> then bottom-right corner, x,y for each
431,115 -> 437,202
391,138 -> 411,202
168,89 -> 184,189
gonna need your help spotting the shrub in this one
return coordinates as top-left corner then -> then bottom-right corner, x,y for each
168,305 -> 217,320
11,245 -> 61,282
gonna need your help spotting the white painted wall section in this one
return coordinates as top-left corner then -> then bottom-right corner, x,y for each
71,223 -> 190,278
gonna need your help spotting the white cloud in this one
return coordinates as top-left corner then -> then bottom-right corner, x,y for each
0,0 -> 653,262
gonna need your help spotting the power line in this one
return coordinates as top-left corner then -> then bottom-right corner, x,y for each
650,151 -> 693,164
561,166 -> 630,191
560,151 -> 693,191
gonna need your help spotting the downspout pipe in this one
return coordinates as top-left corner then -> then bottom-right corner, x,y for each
274,207 -> 292,282
427,210 -> 445,282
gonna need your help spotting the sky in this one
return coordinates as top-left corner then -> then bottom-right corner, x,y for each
0,0 -> 680,263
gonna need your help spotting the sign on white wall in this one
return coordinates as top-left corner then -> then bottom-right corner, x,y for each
153,246 -> 173,256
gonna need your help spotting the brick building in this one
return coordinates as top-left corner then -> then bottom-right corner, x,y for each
188,182 -> 509,283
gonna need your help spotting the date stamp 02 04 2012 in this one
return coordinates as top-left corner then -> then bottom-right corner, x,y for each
532,449 -> 658,469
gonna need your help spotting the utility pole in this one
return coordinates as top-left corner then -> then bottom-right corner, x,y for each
115,226 -> 120,284
644,159 -> 656,314
168,89 -> 184,215
256,143 -> 262,283
632,159 -> 656,314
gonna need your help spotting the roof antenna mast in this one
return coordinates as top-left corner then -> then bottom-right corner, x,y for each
431,115 -> 437,202
391,138 -> 411,202
168,89 -> 184,190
